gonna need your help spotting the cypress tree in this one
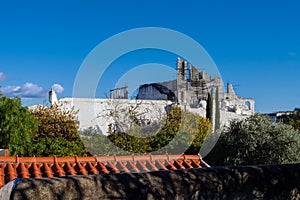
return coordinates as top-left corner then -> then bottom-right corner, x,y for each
206,91 -> 213,122
215,86 -> 221,130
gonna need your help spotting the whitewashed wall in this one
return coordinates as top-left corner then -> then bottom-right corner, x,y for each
59,98 -> 252,135
60,98 -> 173,135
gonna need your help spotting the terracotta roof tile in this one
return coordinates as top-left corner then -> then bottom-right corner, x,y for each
0,154 -> 204,188
42,163 -> 54,178
31,163 -> 43,178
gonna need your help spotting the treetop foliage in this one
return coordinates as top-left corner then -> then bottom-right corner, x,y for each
83,106 -> 211,156
31,102 -> 87,157
206,113 -> 300,166
286,109 -> 300,131
0,93 -> 38,156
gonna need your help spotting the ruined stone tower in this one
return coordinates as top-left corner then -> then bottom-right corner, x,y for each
136,57 -> 255,120
177,57 -> 187,106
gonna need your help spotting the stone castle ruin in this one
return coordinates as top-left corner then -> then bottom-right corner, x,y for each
136,57 -> 254,119
50,58 -> 254,134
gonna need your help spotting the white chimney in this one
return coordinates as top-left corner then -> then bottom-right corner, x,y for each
49,88 -> 58,105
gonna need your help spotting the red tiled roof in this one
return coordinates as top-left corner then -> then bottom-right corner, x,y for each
0,154 -> 204,188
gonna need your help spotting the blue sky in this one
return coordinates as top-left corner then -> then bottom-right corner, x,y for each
0,0 -> 299,113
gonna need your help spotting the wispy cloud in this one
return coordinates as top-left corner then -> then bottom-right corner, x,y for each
0,72 -> 5,81
51,83 -> 64,93
1,82 -> 64,98
2,82 -> 47,98
288,52 -> 297,57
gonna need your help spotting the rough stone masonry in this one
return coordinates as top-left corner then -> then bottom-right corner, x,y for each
1,163 -> 299,199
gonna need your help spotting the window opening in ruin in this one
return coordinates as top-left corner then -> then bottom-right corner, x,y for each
198,73 -> 202,80
245,101 -> 251,110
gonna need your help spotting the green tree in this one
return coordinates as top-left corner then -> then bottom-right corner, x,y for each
286,109 -> 300,131
31,102 -> 87,156
185,115 -> 211,154
107,106 -> 211,155
0,93 -> 38,156
206,114 -> 300,166
214,86 -> 220,130
81,127 -> 117,156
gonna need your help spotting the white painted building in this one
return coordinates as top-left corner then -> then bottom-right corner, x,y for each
58,97 -> 173,135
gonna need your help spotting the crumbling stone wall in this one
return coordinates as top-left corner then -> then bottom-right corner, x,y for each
223,83 -> 255,114
1,163 -> 299,199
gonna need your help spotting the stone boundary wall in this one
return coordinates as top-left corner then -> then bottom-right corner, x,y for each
1,163 -> 299,199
